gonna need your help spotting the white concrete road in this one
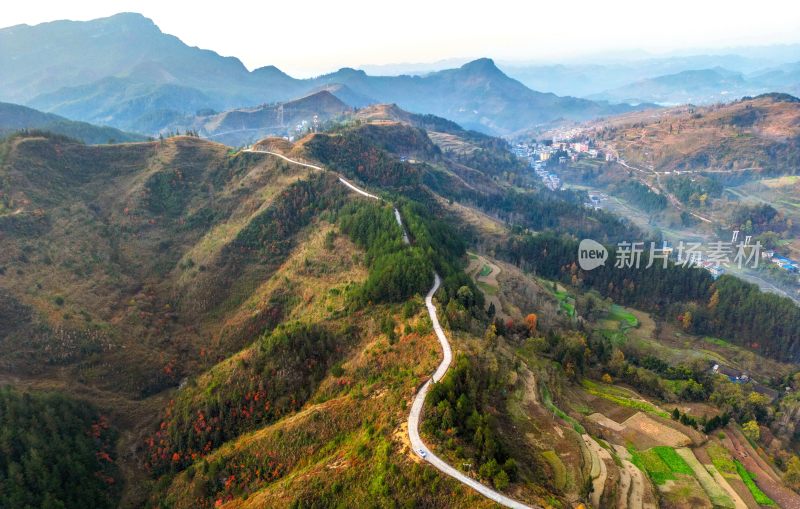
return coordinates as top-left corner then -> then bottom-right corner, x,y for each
246,147 -> 536,508
242,148 -> 323,170
408,274 -> 534,508
338,176 -> 381,200
243,148 -> 380,200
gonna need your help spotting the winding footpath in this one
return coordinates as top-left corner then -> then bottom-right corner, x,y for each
244,146 -> 535,508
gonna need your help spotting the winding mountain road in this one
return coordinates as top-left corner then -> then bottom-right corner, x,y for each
408,274 -> 533,509
245,146 -> 535,508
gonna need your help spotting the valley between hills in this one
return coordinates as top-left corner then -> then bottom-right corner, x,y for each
3,102 -> 800,509
3,10 -> 800,509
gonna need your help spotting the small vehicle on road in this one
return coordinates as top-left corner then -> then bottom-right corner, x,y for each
418,448 -> 428,459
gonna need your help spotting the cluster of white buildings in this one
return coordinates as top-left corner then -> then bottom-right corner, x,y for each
586,193 -> 606,210
513,138 -> 614,167
292,115 -> 320,136
512,142 -> 564,190
511,138 -> 616,192
535,164 -> 561,190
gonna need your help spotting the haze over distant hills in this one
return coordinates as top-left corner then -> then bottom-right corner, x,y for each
587,64 -> 800,106
2,13 -> 798,138
0,13 -> 642,136
0,102 -> 146,144
589,68 -> 753,105
500,49 -> 800,104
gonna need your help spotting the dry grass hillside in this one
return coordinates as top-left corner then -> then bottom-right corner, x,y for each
592,93 -> 800,173
0,133 -> 354,400
354,103 -> 413,124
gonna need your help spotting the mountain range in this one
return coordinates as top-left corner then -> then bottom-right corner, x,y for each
501,49 -> 800,101
7,7 -> 800,509
588,65 -> 800,105
0,13 -> 643,136
187,90 -> 354,146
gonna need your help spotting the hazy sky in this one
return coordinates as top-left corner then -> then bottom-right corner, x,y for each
4,0 -> 800,76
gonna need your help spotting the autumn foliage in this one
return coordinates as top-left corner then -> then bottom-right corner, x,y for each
143,322 -> 353,475
524,313 -> 538,333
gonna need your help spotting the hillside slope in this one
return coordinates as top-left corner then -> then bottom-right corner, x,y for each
0,133 -> 351,397
0,101 -> 146,144
193,91 -> 353,146
592,93 -> 800,174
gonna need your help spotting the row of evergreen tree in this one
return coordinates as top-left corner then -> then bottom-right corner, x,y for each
499,232 -> 800,363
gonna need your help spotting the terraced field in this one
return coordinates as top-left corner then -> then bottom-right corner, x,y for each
676,448 -> 735,508
628,446 -> 714,509
614,445 -> 658,509
582,379 -> 670,418
628,446 -> 693,485
583,434 -> 612,508
540,450 -> 567,491
735,460 -> 776,506
541,383 -> 585,434
466,252 -> 506,319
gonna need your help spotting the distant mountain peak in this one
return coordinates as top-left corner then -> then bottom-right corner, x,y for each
459,58 -> 502,74
311,83 -> 376,107
101,12 -> 160,31
106,12 -> 153,22
332,67 -> 368,78
288,89 -> 347,108
252,65 -> 291,78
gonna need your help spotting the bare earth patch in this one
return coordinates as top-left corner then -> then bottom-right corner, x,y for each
588,412 -> 625,432
623,412 -> 691,447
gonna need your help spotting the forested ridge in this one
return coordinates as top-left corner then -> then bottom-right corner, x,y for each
304,130 -> 422,189
0,387 -> 120,509
338,201 -> 432,303
336,192 -> 481,309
